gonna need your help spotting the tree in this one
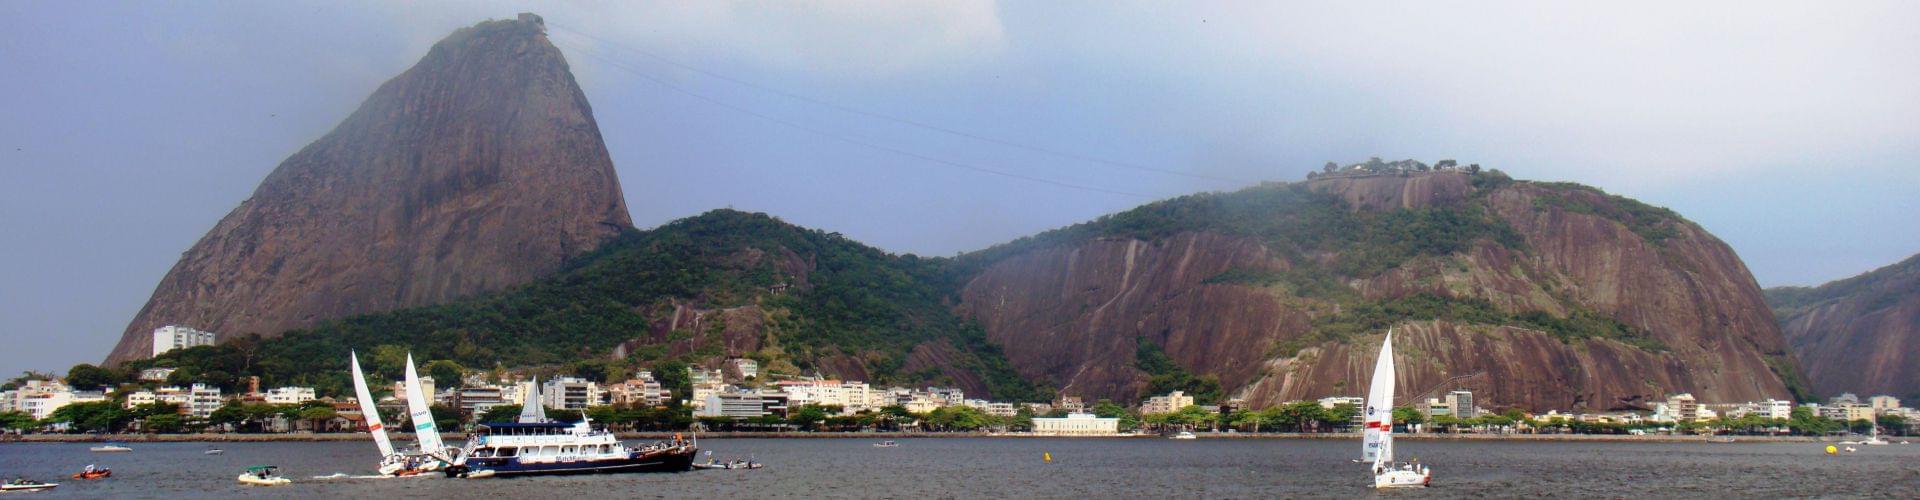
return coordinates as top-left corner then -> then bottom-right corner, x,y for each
64,363 -> 120,391
653,361 -> 691,402
45,401 -> 131,433
299,405 -> 338,432
0,411 -> 37,432
1323,162 -> 1339,173
787,405 -> 830,431
479,405 -> 523,423
1435,159 -> 1457,170
1392,406 -> 1426,429
425,360 -> 465,389
1466,164 -> 1482,174
430,404 -> 463,431
1879,414 -> 1908,436
144,413 -> 185,433
1324,404 -> 1359,431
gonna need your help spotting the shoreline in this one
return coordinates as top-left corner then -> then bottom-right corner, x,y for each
0,432 -> 1849,444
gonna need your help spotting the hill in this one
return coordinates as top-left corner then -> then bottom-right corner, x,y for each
105,14 -> 631,364
124,210 -> 1040,401
1769,253 -> 1920,399
955,168 -> 1804,410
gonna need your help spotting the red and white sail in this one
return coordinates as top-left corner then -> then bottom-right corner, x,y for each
1361,329 -> 1396,464
350,351 -> 395,457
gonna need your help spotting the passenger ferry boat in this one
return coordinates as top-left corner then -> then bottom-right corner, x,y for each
443,379 -> 697,477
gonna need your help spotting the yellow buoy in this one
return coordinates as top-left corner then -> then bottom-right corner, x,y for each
1044,452 -> 1053,463
1825,445 -> 1837,455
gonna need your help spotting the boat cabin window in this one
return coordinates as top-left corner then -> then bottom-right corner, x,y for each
473,448 -> 494,458
497,447 -> 517,457
561,445 -> 577,454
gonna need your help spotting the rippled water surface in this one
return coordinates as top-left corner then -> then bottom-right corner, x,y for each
4,438 -> 1918,498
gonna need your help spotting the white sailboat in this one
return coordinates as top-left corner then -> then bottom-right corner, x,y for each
1363,329 -> 1430,488
401,354 -> 458,467
349,352 -> 401,473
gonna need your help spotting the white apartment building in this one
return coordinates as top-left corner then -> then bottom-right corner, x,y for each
1032,412 -> 1120,436
696,391 -> 790,419
125,383 -> 223,418
1869,395 -> 1901,414
151,325 -> 216,357
392,377 -> 436,405
541,377 -> 602,410
1141,391 -> 1194,415
264,387 -> 317,405
1,380 -> 99,420
779,380 -> 873,413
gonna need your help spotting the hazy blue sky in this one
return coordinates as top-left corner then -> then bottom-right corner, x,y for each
2,1 -> 1916,375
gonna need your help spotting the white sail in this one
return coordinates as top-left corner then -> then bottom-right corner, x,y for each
518,377 -> 547,423
403,353 -> 445,453
350,351 -> 395,457
1362,329 -> 1396,463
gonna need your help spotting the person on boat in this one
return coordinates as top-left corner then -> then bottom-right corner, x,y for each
84,464 -> 96,474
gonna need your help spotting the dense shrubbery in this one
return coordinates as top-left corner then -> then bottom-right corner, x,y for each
1528,182 -> 1683,245
1134,340 -> 1223,404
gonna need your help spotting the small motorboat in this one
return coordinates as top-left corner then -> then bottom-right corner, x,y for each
89,444 -> 133,453
873,440 -> 899,448
70,467 -> 111,480
237,466 -> 291,486
692,460 -> 764,470
1170,431 -> 1198,440
205,448 -> 225,455
1,479 -> 58,492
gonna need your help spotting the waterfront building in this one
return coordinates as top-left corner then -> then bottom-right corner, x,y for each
779,379 -> 874,413
1032,412 -> 1120,436
393,376 -> 436,405
927,387 -> 966,407
688,367 -> 727,409
1820,403 -> 1874,422
1666,393 -> 1700,422
1421,398 -> 1451,418
1445,390 -> 1477,419
1141,391 -> 1194,415
695,391 -> 790,419
1023,402 -> 1054,415
541,377 -> 602,410
607,372 -> 672,408
1318,396 -> 1363,409
150,325 -> 215,357
186,383 -> 223,418
138,367 -> 177,382
264,386 -> 317,405
1763,399 -> 1793,420
1,380 -> 85,420
1868,395 -> 1900,414
456,385 -> 508,416
986,402 -> 1017,417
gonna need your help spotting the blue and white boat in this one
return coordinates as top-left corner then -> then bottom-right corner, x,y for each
444,378 -> 696,478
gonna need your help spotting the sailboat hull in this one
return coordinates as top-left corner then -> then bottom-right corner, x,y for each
1373,468 -> 1431,488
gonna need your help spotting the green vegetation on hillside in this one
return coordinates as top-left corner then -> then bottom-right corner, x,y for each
1764,253 -> 1920,320
1528,182 -> 1684,245
122,210 -> 1043,401
1133,339 -> 1223,403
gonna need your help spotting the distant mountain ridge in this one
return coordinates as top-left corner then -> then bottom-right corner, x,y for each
1769,253 -> 1920,399
105,14 -> 631,364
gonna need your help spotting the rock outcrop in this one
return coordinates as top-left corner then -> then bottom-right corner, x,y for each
958,171 -> 1800,410
1771,253 -> 1920,398
105,14 -> 630,363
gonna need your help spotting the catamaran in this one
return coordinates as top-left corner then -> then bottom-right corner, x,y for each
442,377 -> 698,478
1362,329 -> 1431,488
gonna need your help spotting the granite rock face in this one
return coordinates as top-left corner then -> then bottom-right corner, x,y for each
1771,254 -> 1920,398
106,15 -> 630,363
959,172 -> 1798,410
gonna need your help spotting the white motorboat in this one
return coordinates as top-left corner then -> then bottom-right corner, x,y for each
873,440 -> 899,448
1362,329 -> 1431,489
237,466 -> 291,486
1170,431 -> 1197,440
1,479 -> 58,492
89,444 -> 132,453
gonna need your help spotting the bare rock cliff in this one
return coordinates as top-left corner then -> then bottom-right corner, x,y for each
958,171 -> 1798,410
106,14 -> 630,363
1771,254 -> 1920,398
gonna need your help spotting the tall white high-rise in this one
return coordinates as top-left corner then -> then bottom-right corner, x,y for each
151,325 -> 215,357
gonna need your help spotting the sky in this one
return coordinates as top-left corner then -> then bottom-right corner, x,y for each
2,1 -> 1916,375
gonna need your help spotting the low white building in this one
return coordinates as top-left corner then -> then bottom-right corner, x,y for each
151,325 -> 216,357
1033,412 -> 1120,436
1,380 -> 93,420
264,387 -> 317,405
